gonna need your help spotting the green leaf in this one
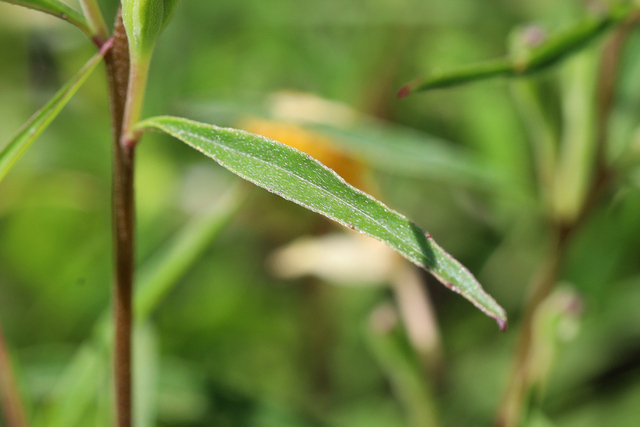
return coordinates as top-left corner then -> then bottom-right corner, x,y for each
312,119 -> 501,188
366,304 -> 438,427
30,344 -> 106,427
0,39 -> 112,183
134,323 -> 159,427
2,0 -> 91,36
134,183 -> 246,320
136,116 -> 508,330
399,58 -> 513,96
400,6 -> 633,95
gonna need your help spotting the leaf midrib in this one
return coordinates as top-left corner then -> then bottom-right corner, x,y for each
165,123 -> 437,267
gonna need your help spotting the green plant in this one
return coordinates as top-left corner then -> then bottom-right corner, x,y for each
0,1 -> 509,426
2,1 -> 640,426
400,2 -> 640,426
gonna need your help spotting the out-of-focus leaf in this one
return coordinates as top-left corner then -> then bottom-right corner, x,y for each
183,97 -> 499,187
136,116 -> 508,329
552,49 -> 598,222
400,7 -> 633,95
509,79 -> 557,207
31,184 -> 242,425
399,58 -> 512,95
135,183 -> 246,319
366,304 -> 438,427
31,344 -> 106,427
313,120 -> 501,188
1,0 -> 90,36
134,323 -> 159,427
0,39 -> 112,183
498,287 -> 582,427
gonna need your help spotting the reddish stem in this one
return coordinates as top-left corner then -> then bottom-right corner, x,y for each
103,9 -> 135,427
0,324 -> 28,427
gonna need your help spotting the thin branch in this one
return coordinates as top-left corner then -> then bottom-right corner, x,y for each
496,226 -> 570,427
0,323 -> 28,427
578,10 -> 640,226
79,0 -> 109,46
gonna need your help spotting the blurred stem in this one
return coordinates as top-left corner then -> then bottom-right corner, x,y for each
368,304 -> 439,427
509,80 -> 558,212
79,0 -> 108,46
299,278 -> 333,409
497,14 -> 640,426
30,186 -> 245,427
553,48 -> 598,223
104,9 -> 134,427
390,265 -> 443,382
582,10 -> 640,220
0,323 -> 28,427
496,225 -> 570,427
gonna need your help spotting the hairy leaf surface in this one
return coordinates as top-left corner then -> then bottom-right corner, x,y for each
136,116 -> 508,329
2,0 -> 90,35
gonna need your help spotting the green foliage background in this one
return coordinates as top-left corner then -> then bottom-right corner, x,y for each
1,0 -> 640,425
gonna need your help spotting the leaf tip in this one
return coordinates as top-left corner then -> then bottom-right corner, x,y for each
497,318 -> 508,332
397,85 -> 412,99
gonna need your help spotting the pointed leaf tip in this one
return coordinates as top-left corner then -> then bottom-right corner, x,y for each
397,85 -> 411,99
136,116 -> 508,328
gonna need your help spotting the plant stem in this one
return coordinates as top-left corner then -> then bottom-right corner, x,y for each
582,10 -> 640,222
103,9 -> 134,427
79,0 -> 109,46
496,13 -> 640,427
0,323 -> 27,427
496,225 -> 570,427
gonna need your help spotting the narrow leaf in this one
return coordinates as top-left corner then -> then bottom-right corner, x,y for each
135,183 -> 246,320
136,116 -> 508,330
366,304 -> 439,427
134,323 -> 159,427
399,58 -> 512,96
2,0 -> 91,36
400,6 -> 633,95
0,39 -> 112,183
312,120 -> 501,188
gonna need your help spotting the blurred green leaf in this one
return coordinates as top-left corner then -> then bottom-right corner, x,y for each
181,97 -> 499,187
134,323 -> 159,427
399,58 -> 513,95
509,79 -> 558,207
1,0 -> 91,36
31,344 -> 106,427
136,116 -> 508,329
400,7 -> 633,95
31,184 -> 243,425
366,304 -> 439,427
0,40 -> 112,183
135,183 -> 246,320
314,119 -> 500,188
